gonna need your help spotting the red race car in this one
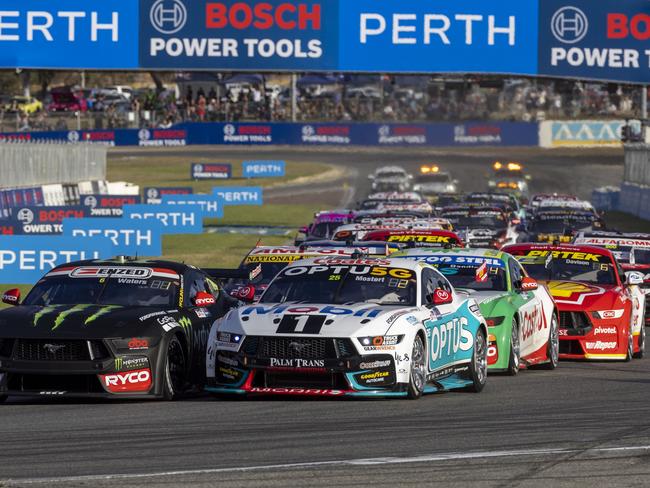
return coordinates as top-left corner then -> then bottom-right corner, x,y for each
362,229 -> 463,248
503,243 -> 645,361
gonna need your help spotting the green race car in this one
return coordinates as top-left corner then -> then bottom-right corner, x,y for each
393,248 -> 559,374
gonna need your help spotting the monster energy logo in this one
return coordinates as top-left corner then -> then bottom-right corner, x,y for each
115,357 -> 124,371
178,317 -> 192,332
85,306 -> 121,326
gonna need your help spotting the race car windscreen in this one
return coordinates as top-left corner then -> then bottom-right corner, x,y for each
420,257 -> 507,291
529,215 -> 597,234
377,172 -> 407,179
514,251 -> 616,285
23,267 -> 180,307
309,222 -> 339,239
416,173 -> 450,183
443,211 -> 507,230
260,264 -> 417,306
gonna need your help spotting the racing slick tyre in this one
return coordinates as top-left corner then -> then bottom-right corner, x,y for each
633,325 -> 645,359
407,334 -> 426,400
625,328 -> 634,362
466,329 -> 487,393
506,319 -> 520,376
162,335 -> 187,401
539,314 -> 559,370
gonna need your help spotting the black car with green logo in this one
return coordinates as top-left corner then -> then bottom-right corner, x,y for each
0,258 -> 235,402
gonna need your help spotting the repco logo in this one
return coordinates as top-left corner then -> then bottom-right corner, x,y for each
102,369 -> 152,393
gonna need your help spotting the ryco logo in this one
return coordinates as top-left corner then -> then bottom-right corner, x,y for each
551,6 -> 589,44
102,368 -> 152,393
150,0 -> 187,34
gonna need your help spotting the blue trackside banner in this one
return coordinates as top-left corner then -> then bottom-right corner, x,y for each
143,187 -> 193,204
80,195 -> 142,218
243,161 -> 286,178
161,194 -> 225,218
0,0 -> 139,69
138,0 -> 339,70
339,0 -> 538,75
191,163 -> 232,180
0,1 -> 649,82
8,206 -> 89,235
123,204 -> 204,234
538,0 -> 650,83
0,121 -> 540,148
211,187 -> 263,206
0,235 -> 114,284
62,217 -> 163,257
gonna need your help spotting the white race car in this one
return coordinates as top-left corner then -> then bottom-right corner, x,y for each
205,257 -> 489,399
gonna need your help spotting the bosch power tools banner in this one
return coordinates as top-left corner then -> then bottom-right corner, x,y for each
0,0 -> 648,83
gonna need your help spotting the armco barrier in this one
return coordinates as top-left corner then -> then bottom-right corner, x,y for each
0,122 -> 539,148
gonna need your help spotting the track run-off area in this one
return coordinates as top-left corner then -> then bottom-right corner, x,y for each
2,145 -> 649,488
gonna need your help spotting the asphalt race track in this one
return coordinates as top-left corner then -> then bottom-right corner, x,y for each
3,146 -> 648,488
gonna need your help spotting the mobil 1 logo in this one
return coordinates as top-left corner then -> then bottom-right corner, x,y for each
276,315 -> 327,334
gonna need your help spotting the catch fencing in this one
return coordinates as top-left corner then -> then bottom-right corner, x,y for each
0,142 -> 107,189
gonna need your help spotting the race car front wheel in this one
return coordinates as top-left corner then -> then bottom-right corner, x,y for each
539,314 -> 559,370
407,334 -> 426,400
163,335 -> 187,400
633,325 -> 645,359
466,329 -> 487,393
507,319 -> 520,376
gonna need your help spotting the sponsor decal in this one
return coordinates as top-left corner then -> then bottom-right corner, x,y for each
195,308 -> 211,319
301,125 -> 351,144
428,317 -> 473,363
84,305 -> 121,325
101,368 -> 152,393
388,235 -> 451,244
69,267 -> 154,279
128,338 -> 149,350
546,281 -> 606,304
378,125 -> 426,145
585,341 -> 618,351
138,129 -> 186,147
393,353 -> 410,365
248,388 -> 344,396
224,125 -> 273,144
114,357 -> 149,372
144,186 -> 193,205
359,359 -> 391,369
427,364 -> 470,381
594,326 -> 617,335
269,358 -> 325,368
51,304 -> 94,331
191,163 -> 232,180
217,354 -> 239,367
406,315 -> 419,325
521,306 -> 548,341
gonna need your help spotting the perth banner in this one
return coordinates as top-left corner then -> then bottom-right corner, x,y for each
0,0 -> 647,82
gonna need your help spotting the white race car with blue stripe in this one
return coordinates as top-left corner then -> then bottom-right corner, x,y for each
205,257 -> 488,399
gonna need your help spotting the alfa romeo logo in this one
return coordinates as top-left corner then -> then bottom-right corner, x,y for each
551,6 -> 589,44
150,0 -> 187,35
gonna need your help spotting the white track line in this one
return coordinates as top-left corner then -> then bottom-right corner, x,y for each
6,445 -> 650,485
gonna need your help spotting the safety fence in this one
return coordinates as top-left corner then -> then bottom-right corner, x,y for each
0,142 -> 107,189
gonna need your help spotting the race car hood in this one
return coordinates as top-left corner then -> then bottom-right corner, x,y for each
456,290 -> 509,317
540,280 -> 622,311
220,302 -> 415,338
415,182 -> 453,192
0,304 -> 183,339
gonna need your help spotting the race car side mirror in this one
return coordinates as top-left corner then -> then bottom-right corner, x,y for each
430,289 -> 453,306
231,286 -> 256,303
520,277 -> 538,292
2,288 -> 21,306
193,291 -> 216,307
625,272 -> 644,286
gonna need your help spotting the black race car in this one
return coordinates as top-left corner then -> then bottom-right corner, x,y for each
0,257 -> 235,401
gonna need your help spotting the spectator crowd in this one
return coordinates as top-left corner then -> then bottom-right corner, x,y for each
0,75 -> 645,133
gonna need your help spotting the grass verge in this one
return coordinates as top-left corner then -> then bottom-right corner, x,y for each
107,156 -> 331,194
